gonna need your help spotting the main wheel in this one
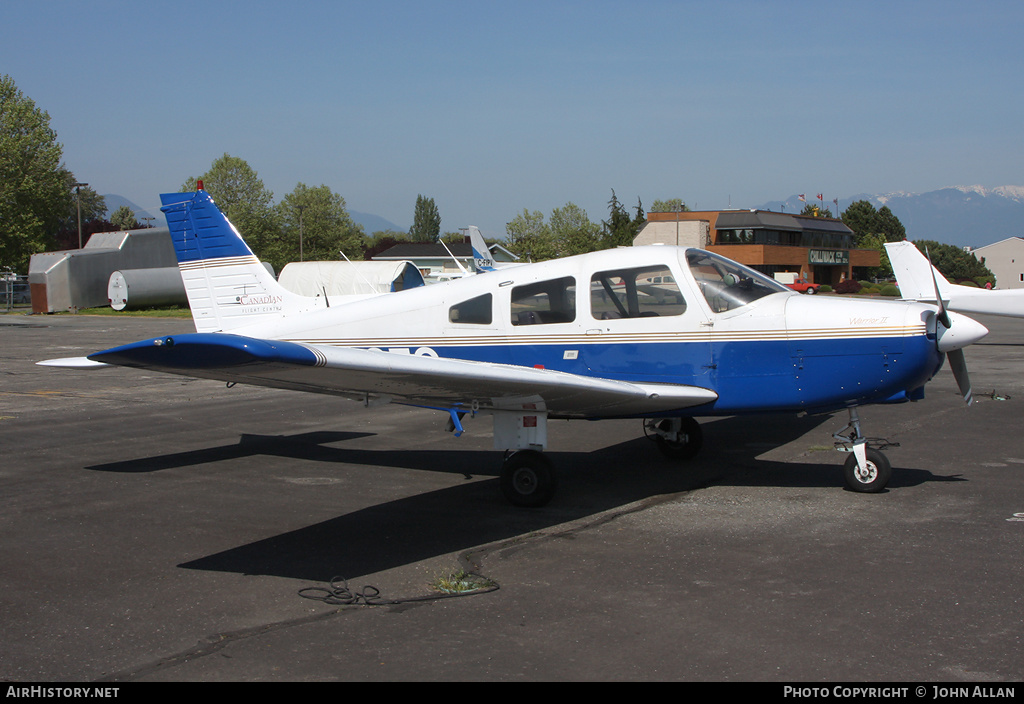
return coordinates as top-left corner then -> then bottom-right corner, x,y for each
500,450 -> 557,507
843,447 -> 892,493
651,417 -> 703,460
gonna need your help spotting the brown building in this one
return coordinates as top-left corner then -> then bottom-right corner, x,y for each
637,210 -> 880,287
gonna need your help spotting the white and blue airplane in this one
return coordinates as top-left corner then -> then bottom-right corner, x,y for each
41,187 -> 989,506
885,240 -> 1024,319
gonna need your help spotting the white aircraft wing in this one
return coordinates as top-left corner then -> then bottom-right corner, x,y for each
57,332 -> 717,418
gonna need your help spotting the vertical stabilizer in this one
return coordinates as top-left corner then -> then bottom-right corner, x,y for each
467,226 -> 496,271
884,241 -> 950,302
160,189 -> 322,333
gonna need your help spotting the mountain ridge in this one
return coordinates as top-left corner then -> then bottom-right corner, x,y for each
760,185 -> 1024,248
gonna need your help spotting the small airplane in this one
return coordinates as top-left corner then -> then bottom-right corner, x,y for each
885,240 -> 1024,319
41,187 -> 989,506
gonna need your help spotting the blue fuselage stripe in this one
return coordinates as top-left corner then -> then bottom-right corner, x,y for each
403,334 -> 940,414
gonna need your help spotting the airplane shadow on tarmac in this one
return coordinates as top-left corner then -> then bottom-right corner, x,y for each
86,413 -> 964,583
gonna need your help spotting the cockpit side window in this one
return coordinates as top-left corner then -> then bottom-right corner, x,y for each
449,293 -> 492,324
591,266 -> 686,320
511,277 -> 576,325
684,249 -> 789,313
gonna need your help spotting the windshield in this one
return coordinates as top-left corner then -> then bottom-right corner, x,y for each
684,249 -> 790,313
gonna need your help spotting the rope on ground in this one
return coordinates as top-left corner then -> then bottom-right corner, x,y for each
298,574 -> 499,606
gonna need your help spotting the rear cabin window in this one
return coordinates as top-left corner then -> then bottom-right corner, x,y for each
449,293 -> 492,324
591,266 -> 686,319
510,277 -> 576,325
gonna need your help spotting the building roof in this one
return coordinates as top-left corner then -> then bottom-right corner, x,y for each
970,236 -> 1024,252
373,242 -> 473,260
715,210 -> 853,234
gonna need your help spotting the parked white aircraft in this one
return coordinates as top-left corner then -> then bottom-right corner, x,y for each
885,240 -> 1023,318
41,188 -> 989,505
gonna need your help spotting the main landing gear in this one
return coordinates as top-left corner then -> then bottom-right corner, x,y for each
833,408 -> 898,493
497,416 -> 705,508
500,450 -> 557,508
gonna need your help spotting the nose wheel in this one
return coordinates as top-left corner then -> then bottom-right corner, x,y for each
834,409 -> 897,493
842,446 -> 892,493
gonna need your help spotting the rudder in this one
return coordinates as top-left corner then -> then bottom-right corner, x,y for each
160,187 -> 320,333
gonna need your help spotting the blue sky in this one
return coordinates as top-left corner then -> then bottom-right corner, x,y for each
3,0 -> 1022,238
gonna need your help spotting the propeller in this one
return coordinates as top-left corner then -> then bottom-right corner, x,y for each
925,246 -> 986,405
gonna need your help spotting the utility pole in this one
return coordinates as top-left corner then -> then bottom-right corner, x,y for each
73,183 -> 88,248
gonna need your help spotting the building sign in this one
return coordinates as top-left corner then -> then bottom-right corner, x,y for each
808,249 -> 849,266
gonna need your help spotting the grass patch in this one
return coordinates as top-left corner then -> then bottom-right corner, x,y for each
430,570 -> 497,594
58,306 -> 193,318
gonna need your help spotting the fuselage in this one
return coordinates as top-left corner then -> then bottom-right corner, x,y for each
226,246 -> 946,417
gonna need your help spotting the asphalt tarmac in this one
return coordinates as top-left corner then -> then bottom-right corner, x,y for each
1,311 -> 1022,682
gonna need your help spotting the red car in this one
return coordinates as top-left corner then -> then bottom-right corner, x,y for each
786,278 -> 821,294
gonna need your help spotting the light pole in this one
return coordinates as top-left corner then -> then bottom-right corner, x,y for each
73,183 -> 88,248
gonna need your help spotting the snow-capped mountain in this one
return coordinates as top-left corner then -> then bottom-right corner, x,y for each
761,186 -> 1024,248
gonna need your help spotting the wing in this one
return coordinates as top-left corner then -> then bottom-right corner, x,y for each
73,332 -> 717,418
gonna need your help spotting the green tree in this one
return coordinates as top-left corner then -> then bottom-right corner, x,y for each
650,198 -> 689,213
550,202 -> 601,256
505,209 -> 557,262
272,183 -> 366,271
841,200 -> 878,243
52,178 -> 108,250
912,240 -> 993,283
0,74 -> 75,271
874,206 -> 906,242
409,194 -> 441,243
181,153 -> 278,262
601,189 -> 644,249
841,200 -> 904,246
110,205 -> 139,231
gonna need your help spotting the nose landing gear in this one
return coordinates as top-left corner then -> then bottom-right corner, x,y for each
834,408 -> 897,493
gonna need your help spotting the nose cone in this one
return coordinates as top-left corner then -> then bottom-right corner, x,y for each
936,311 -> 988,353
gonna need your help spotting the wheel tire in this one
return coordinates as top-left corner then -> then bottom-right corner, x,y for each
843,448 -> 892,493
653,417 -> 703,460
806,287 -> 816,294
501,450 -> 557,507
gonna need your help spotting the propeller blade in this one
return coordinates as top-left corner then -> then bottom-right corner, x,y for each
924,245 -> 951,329
947,348 -> 973,406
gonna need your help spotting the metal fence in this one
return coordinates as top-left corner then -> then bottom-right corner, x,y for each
2,272 -> 31,311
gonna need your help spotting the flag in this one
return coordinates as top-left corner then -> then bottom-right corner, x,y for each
798,194 -> 805,202
817,194 -> 823,201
